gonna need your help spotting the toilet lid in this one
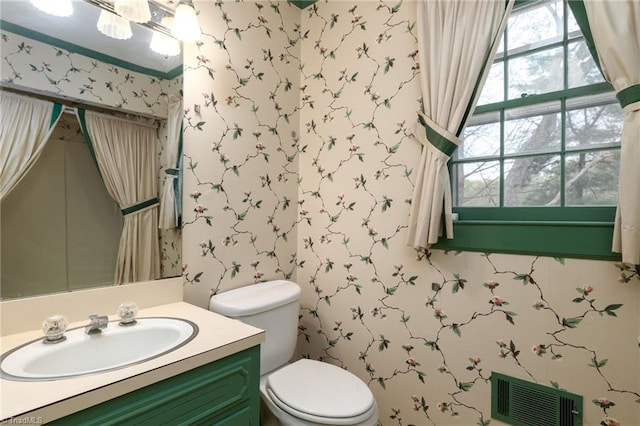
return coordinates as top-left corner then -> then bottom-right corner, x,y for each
266,359 -> 375,420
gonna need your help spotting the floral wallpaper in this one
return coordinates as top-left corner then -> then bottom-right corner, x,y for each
1,29 -> 182,279
181,0 -> 301,303
179,1 -> 640,426
1,30 -> 180,118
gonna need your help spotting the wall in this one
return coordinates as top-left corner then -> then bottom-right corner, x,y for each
181,1 -> 301,306
1,31 -> 180,118
181,2 -> 639,425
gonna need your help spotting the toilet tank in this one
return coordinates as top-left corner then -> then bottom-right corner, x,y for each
209,280 -> 301,375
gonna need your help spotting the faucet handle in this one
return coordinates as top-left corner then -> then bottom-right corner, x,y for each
42,314 -> 68,343
117,301 -> 138,326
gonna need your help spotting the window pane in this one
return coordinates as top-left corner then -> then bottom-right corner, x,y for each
459,122 -> 500,159
477,62 -> 504,106
453,162 -> 500,207
507,0 -> 563,52
505,107 -> 561,155
565,150 -> 619,205
504,155 -> 560,206
508,47 -> 563,99
566,99 -> 622,150
568,40 -> 606,87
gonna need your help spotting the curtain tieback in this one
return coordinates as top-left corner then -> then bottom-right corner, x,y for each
165,167 -> 180,177
121,197 -> 159,216
417,112 -> 461,157
617,83 -> 640,111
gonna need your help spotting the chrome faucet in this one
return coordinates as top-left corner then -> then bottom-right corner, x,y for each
85,315 -> 109,334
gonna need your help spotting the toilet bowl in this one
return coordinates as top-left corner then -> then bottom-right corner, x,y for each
209,280 -> 378,426
260,359 -> 378,426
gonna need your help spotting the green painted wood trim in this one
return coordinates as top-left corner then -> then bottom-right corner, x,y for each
513,0 -> 533,9
453,206 -> 615,222
0,21 -> 182,80
121,197 -> 159,216
617,83 -> 640,109
49,345 -> 261,426
418,113 -> 458,156
432,219 -> 619,260
289,0 -> 318,9
474,82 -> 614,115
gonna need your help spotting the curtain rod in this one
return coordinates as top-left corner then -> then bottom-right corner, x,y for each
0,84 -> 163,126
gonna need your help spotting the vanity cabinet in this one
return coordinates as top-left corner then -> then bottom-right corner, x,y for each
48,345 -> 260,425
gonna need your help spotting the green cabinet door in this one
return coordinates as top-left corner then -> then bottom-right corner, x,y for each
49,345 -> 260,425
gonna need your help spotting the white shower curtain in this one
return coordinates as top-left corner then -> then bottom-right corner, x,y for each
407,0 -> 513,249
77,109 -> 160,284
0,91 -> 63,200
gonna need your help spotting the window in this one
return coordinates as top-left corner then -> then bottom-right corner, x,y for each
434,0 -> 622,260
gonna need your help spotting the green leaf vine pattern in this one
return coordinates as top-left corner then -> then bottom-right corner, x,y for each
181,2 -> 305,294
0,32 -> 172,117
177,2 -> 639,425
289,2 -> 638,426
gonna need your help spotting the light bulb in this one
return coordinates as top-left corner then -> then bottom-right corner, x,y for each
171,2 -> 201,43
114,0 -> 151,23
30,0 -> 73,17
97,10 -> 133,40
150,17 -> 181,57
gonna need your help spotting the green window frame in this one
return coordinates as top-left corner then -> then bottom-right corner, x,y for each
434,0 -> 621,261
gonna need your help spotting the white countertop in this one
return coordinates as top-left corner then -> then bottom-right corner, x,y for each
0,302 -> 265,423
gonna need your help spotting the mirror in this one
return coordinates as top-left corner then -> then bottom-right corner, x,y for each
0,0 -> 183,299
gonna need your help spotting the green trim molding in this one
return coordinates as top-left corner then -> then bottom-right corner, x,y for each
289,0 -> 318,9
433,207 -> 620,261
0,21 -> 182,80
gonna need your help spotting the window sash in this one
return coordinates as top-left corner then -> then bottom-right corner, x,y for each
453,0 -> 618,210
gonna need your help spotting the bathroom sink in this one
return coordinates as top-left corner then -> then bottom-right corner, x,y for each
0,317 -> 198,381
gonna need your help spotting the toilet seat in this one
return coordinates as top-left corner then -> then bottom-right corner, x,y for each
265,359 -> 376,425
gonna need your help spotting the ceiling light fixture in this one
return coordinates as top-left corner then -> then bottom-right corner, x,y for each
150,17 -> 181,57
96,9 -> 133,40
171,0 -> 201,43
114,0 -> 152,23
30,0 -> 73,18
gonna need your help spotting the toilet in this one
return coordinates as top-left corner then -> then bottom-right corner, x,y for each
209,280 -> 378,426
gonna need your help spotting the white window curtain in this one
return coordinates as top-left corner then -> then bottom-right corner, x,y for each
580,1 -> 640,264
407,0 -> 514,249
0,91 -> 63,200
158,94 -> 183,229
76,109 -> 160,284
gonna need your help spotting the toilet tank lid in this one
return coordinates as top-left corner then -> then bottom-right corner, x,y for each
209,280 -> 301,317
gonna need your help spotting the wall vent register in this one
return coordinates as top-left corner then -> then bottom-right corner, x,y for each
491,372 -> 582,426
